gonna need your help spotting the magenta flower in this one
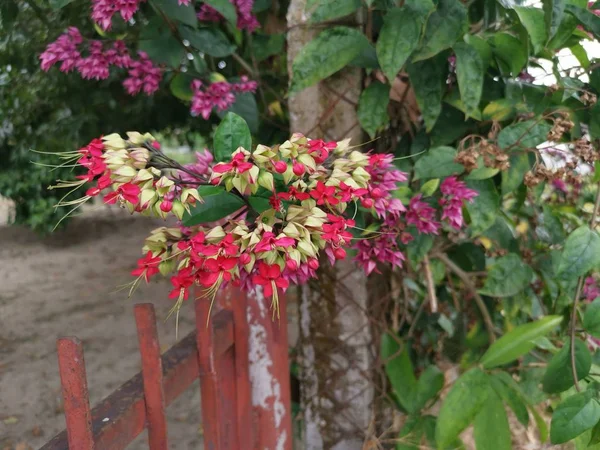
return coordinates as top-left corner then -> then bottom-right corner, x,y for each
77,41 -> 110,80
439,176 -> 477,230
406,195 -> 441,234
92,0 -> 143,30
354,232 -> 405,275
39,27 -> 82,73
122,51 -> 162,96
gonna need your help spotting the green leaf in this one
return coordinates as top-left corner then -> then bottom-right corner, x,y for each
590,103 -> 600,141
290,27 -> 369,94
479,254 -> 533,297
381,333 -> 417,412
557,226 -> 600,278
406,233 -> 434,269
464,35 -> 492,69
376,4 -> 432,82
412,0 -> 468,61
501,153 -> 533,195
551,390 -> 600,444
590,420 -> 600,446
170,73 -> 195,101
213,113 -> 252,162
515,7 -> 548,54
217,92 -> 259,134
357,82 -> 390,139
543,339 -> 592,393
248,196 -> 272,214
420,179 -> 440,197
435,368 -> 489,448
139,34 -> 185,68
413,147 -> 464,180
453,43 -> 484,118
566,5 -> 600,37
0,0 -> 18,27
202,0 -> 237,26
584,299 -> 600,338
480,316 -> 563,368
250,33 -> 285,62
407,54 -> 447,131
308,0 -> 361,23
497,119 -> 552,151
482,99 -> 516,121
465,179 -> 499,235
489,32 -> 528,76
197,185 -> 226,197
413,366 -> 444,411
537,205 -> 566,245
490,372 -> 530,426
183,191 -> 245,225
548,13 -> 578,50
543,0 -> 566,39
179,26 -> 236,57
152,0 -> 198,27
532,405 -> 550,443
474,391 -> 512,450
49,0 -> 74,8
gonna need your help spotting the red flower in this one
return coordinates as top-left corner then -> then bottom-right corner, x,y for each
269,195 -> 282,210
131,251 -> 162,282
252,263 -> 289,297
168,268 -> 195,300
103,182 -> 140,205
213,152 -> 253,174
308,139 -> 336,164
309,181 -> 339,206
197,234 -> 239,257
254,231 -> 296,253
197,256 -> 237,286
278,186 -> 310,202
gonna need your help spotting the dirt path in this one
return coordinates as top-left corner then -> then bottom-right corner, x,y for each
0,211 -> 203,449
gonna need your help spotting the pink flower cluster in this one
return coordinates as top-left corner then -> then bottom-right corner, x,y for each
198,0 -> 259,31
439,176 -> 477,229
190,77 -> 258,119
40,29 -> 162,96
91,0 -> 144,30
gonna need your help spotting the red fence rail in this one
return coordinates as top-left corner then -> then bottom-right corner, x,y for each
40,289 -> 292,450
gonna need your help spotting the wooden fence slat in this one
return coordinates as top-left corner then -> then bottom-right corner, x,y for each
195,297 -> 222,450
57,337 -> 95,450
134,304 -> 168,450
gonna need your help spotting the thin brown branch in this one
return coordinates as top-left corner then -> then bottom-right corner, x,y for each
423,255 -> 438,313
434,252 -> 496,343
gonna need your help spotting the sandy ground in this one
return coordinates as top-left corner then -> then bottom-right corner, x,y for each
0,208 -> 204,449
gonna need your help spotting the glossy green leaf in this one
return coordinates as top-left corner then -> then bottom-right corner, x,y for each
501,153 -> 533,196
480,316 -> 563,368
152,0 -> 197,27
482,99 -> 516,121
413,0 -> 468,61
557,226 -> 600,278
584,299 -> 600,338
489,32 -> 528,76
213,113 -> 252,162
420,179 -> 440,197
248,196 -> 271,213
169,73 -> 195,101
550,390 -> 600,444
543,339 -> 591,393
357,82 -> 390,139
376,4 -> 432,82
217,92 -> 259,134
480,253 -> 533,297
406,54 -> 447,131
413,366 -> 444,411
464,35 -> 492,69
183,191 -> 245,225
139,34 -> 185,68
435,368 -> 489,448
309,0 -> 361,24
490,372 -> 529,426
566,5 -> 600,37
381,333 -> 417,412
548,13 -> 578,50
537,205 -> 566,245
250,33 -> 285,62
474,391 -> 512,450
413,147 -> 464,180
497,119 -> 552,151
290,27 -> 369,94
453,43 -> 484,118
515,7 -> 548,54
179,26 -> 236,57
465,179 -> 499,235
202,0 -> 237,25
544,0 -> 566,39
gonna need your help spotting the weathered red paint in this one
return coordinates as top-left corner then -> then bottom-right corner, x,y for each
195,296 -> 222,450
230,289 -> 254,448
246,290 -> 293,450
134,303 -> 168,450
56,337 -> 95,450
42,309 -> 234,450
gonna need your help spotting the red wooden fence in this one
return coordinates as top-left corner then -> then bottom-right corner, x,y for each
40,288 -> 293,450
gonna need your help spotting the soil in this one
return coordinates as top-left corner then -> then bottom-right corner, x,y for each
0,208 -> 203,450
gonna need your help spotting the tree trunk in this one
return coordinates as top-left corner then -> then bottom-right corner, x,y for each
286,6 -> 375,449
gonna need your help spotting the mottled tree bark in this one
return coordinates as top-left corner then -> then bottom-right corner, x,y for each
286,5 -> 375,449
